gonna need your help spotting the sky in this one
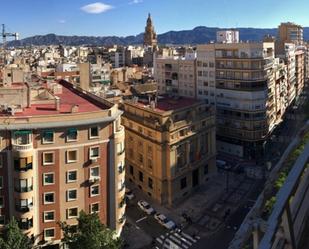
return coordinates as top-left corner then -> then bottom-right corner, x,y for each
2,0 -> 309,39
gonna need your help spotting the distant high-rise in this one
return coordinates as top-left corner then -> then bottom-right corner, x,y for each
143,13 -> 157,48
278,22 -> 303,45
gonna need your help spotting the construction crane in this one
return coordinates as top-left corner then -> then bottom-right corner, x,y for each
1,24 -> 19,64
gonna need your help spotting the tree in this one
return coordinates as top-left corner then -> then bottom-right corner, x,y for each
0,217 -> 33,249
59,211 -> 123,249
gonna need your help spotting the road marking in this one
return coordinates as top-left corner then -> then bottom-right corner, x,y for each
156,237 -> 163,244
136,216 -> 147,223
181,232 -> 197,243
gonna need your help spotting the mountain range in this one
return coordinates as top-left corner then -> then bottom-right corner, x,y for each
7,26 -> 309,47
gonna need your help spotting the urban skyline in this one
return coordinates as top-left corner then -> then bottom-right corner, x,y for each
2,0 -> 309,38
1,5 -> 309,249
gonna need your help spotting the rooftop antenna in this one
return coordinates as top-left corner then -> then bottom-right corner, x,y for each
1,24 -> 19,64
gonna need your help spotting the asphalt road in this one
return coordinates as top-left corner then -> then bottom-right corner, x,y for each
126,199 -> 167,239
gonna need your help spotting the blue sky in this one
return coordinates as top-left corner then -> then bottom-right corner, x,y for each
2,0 -> 309,38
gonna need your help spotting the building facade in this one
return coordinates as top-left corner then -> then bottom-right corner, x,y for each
154,52 -> 197,98
196,42 -> 277,158
122,96 -> 216,206
0,79 -> 125,246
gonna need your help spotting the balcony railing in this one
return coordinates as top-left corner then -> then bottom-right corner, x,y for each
118,166 -> 125,174
15,186 -> 33,193
118,215 -> 126,224
14,163 -> 33,172
18,218 -> 33,230
15,204 -> 33,213
12,143 -> 33,151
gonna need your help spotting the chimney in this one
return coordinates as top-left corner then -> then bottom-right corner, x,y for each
55,96 -> 60,111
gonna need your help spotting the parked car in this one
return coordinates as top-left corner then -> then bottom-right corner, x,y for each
137,200 -> 155,215
154,213 -> 176,229
125,188 -> 135,200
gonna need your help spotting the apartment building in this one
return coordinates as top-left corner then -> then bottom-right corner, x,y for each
196,42 -> 277,158
295,49 -> 305,97
154,51 -> 197,98
276,43 -> 297,105
278,22 -> 304,49
122,96 -> 216,206
0,78 -> 125,246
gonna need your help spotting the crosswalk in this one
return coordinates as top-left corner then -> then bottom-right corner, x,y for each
155,230 -> 199,249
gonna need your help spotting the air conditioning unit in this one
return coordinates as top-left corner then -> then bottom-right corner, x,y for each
91,158 -> 98,163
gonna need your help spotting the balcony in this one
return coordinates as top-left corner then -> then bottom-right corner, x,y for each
12,143 -> 33,151
15,203 -> 33,213
118,166 -> 125,174
118,215 -> 126,224
15,186 -> 33,193
118,182 -> 125,192
14,163 -> 33,172
117,149 -> 125,156
18,218 -> 33,230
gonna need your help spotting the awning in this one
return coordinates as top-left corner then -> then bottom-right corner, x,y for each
14,130 -> 31,135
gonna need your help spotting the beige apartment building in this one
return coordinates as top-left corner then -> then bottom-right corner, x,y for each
122,96 -> 216,206
0,77 -> 125,247
196,42 -> 277,158
155,52 -> 197,98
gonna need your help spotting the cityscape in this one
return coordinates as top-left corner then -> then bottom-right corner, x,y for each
0,1 -> 309,249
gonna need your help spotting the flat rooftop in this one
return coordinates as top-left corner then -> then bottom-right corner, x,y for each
0,80 -> 110,117
133,96 -> 201,113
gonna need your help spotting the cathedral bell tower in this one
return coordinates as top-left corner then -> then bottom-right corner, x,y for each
143,13 -> 157,48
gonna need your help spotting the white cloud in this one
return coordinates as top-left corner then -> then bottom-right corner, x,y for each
129,0 -> 143,4
58,19 -> 66,24
81,2 -> 113,14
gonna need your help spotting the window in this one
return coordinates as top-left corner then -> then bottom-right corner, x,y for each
67,207 -> 78,218
90,167 -> 100,177
138,153 -> 143,163
14,156 -> 32,171
89,126 -> 99,139
43,173 -> 54,185
148,159 -> 153,169
204,164 -> 209,175
44,228 -> 55,239
43,152 -> 54,165
67,189 -> 77,201
14,130 -> 31,145
67,128 -> 77,142
15,178 -> 32,193
42,130 -> 54,144
67,150 -> 78,163
139,171 -> 143,182
44,211 -> 55,222
0,215 -> 5,225
0,176 -> 3,189
0,196 -> 4,208
44,192 -> 55,204
89,147 -> 99,159
67,170 -> 77,183
91,203 -> 99,213
90,185 -> 99,196
129,165 -> 134,175
180,177 -> 187,190
148,178 -> 153,189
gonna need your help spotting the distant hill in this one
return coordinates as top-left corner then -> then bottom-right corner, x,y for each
7,26 -> 309,47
